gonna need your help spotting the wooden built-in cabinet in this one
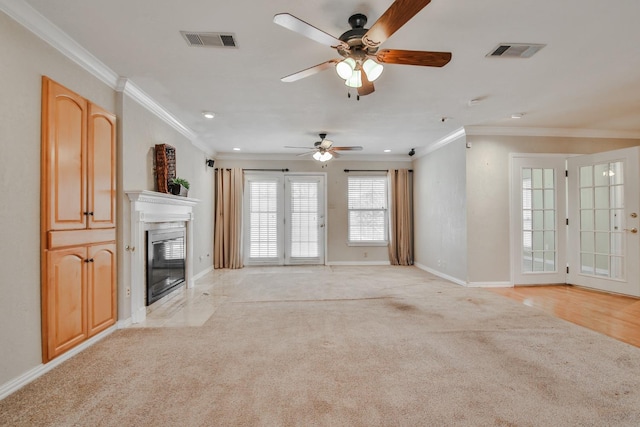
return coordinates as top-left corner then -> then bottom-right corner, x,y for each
41,77 -> 117,362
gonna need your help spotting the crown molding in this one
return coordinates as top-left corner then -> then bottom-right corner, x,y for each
416,127 -> 466,158
0,1 -> 210,154
464,126 -> 640,140
117,78 -> 201,144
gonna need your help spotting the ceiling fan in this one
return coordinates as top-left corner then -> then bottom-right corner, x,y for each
286,133 -> 363,162
273,0 -> 452,97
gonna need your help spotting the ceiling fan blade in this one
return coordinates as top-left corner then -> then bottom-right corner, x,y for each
328,149 -> 340,159
376,49 -> 451,67
358,71 -> 375,96
296,151 -> 316,157
274,13 -> 348,49
281,60 -> 338,82
362,0 -> 432,49
333,146 -> 364,151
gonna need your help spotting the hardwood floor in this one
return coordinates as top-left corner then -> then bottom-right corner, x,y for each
487,285 -> 640,348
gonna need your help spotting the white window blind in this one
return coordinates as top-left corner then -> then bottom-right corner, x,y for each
348,176 -> 388,242
290,181 -> 319,257
249,180 -> 278,258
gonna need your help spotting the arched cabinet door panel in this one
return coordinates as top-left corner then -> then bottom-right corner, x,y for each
87,105 -> 116,229
42,78 -> 88,231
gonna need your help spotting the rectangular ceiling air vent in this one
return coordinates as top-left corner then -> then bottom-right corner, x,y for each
487,43 -> 545,58
180,31 -> 237,48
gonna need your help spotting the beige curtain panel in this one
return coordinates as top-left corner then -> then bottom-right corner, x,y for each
388,169 -> 414,266
214,168 -> 244,269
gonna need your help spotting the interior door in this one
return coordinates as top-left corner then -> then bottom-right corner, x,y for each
511,156 -> 567,285
244,173 -> 326,266
567,147 -> 640,297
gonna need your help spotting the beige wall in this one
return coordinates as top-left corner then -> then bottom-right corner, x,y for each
465,134 -> 640,283
412,138 -> 468,283
215,158 -> 411,264
0,11 -> 116,385
0,10 -> 214,388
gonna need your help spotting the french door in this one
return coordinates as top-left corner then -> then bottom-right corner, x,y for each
511,147 -> 640,296
243,173 -> 326,266
511,156 -> 567,285
567,147 -> 640,296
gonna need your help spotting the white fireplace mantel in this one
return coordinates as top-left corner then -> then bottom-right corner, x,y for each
126,190 -> 200,323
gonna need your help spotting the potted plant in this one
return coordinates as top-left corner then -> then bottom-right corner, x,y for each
168,177 -> 190,197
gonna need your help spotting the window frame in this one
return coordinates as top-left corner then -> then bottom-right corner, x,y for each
347,175 -> 389,246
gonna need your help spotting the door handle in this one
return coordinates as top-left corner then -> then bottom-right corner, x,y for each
623,228 -> 638,234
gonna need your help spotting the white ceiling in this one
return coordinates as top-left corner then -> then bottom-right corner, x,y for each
15,0 -> 640,159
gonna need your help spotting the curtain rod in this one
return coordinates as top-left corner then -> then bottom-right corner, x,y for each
214,168 -> 290,172
343,169 -> 413,173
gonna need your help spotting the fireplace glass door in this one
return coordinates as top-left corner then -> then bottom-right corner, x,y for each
146,227 -> 186,305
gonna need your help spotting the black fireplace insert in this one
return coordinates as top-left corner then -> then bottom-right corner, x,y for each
146,227 -> 186,305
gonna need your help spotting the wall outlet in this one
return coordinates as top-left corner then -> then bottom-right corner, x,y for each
126,287 -> 131,297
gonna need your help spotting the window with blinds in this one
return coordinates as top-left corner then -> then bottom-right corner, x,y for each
348,176 -> 388,243
248,180 -> 279,258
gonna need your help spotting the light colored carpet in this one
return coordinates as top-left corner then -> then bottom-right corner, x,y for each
2,266 -> 640,426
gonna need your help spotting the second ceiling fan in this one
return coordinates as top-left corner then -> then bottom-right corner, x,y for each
273,0 -> 452,97
286,134 -> 362,162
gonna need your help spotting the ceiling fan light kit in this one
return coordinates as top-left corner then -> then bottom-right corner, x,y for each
336,58 -> 383,87
313,151 -> 333,162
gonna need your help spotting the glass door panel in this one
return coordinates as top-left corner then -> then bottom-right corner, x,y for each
578,161 -> 624,279
285,176 -> 325,264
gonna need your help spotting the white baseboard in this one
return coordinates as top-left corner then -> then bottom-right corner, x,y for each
414,263 -> 468,287
193,265 -> 214,281
467,281 -> 513,288
326,261 -> 391,266
117,317 -> 133,329
0,325 -> 117,401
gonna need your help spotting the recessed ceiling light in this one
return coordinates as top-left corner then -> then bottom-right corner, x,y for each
202,111 -> 215,119
384,149 -> 391,153
511,113 -> 524,119
233,147 -> 241,151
